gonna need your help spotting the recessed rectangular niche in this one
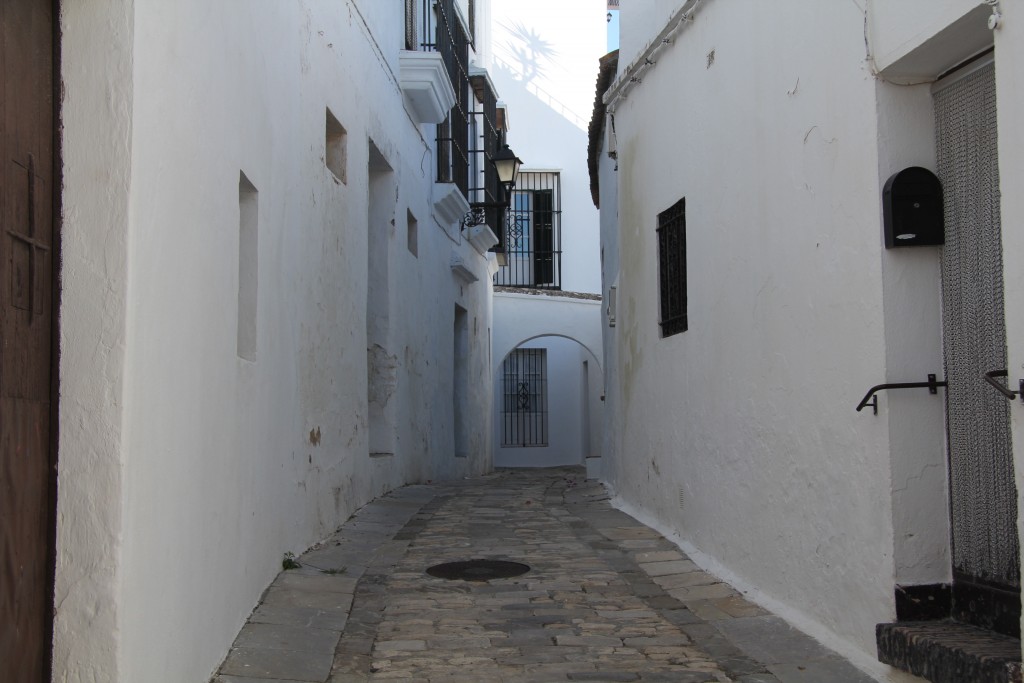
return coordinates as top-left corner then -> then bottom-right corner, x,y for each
407,209 -> 418,257
237,171 -> 258,360
325,108 -> 347,184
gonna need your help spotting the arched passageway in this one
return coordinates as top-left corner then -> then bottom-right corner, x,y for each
494,334 -> 603,468
491,291 -> 605,469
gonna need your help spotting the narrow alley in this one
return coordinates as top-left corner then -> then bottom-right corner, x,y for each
214,468 -> 876,683
7,2 -> 1024,682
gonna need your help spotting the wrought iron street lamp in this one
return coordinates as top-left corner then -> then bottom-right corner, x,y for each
461,144 -> 523,266
491,143 -> 522,197
461,144 -> 523,230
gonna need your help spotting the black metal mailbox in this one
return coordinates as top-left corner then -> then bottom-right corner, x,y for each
883,167 -> 944,248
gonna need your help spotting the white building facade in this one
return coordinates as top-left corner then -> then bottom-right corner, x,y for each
0,1 -> 507,681
486,0 -> 607,470
594,0 -> 1024,679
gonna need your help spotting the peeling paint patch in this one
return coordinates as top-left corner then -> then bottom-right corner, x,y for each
368,344 -> 399,408
309,426 -> 322,446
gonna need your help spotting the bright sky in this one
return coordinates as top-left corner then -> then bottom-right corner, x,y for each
607,10 -> 620,51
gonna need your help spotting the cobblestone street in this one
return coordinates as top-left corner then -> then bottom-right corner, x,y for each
214,469 -> 879,683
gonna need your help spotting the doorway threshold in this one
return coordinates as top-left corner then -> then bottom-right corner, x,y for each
877,620 -> 1021,683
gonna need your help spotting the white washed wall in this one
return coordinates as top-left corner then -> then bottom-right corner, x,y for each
618,0 -> 680,68
485,1 -> 606,470
492,292 -> 603,468
52,1 -> 134,680
868,0 -> 989,75
55,1 -> 495,681
596,121 -> 622,484
488,0 -> 605,295
605,0 -> 1022,674
991,1 -> 1024,645
607,0 -> 895,669
494,335 -> 595,468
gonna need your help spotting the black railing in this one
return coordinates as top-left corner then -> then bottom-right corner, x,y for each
422,0 -> 470,197
494,172 -> 562,289
856,374 -> 947,414
469,72 -> 505,249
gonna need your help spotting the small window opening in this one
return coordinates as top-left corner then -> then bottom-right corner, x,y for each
407,209 -> 418,257
657,197 -> 687,337
237,172 -> 259,360
325,108 -> 348,184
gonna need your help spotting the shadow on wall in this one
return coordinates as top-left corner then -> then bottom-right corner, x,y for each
492,61 -> 588,140
498,20 -> 558,85
493,22 -> 587,130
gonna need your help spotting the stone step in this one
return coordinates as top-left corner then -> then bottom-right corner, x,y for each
876,620 -> 1022,683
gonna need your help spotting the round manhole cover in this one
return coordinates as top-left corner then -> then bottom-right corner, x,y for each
426,559 -> 531,582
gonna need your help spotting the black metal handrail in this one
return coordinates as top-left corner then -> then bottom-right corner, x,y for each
856,374 -> 947,415
982,369 -> 1023,401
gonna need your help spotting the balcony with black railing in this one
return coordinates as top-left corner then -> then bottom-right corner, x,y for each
415,0 -> 472,199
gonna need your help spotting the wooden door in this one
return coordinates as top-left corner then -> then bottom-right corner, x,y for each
0,0 -> 57,679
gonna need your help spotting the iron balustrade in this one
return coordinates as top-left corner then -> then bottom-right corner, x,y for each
416,0 -> 506,232
468,72 -> 505,249
419,0 -> 470,197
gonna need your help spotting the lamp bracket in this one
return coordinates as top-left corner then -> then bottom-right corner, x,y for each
461,207 -> 488,230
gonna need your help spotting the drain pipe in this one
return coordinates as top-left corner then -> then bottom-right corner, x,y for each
603,0 -> 711,113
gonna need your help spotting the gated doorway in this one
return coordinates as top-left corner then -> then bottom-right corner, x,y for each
0,0 -> 59,679
494,335 -> 602,468
935,57 -> 1020,635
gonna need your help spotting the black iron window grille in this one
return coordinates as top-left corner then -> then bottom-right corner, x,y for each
494,172 -> 561,289
418,0 -> 471,198
657,197 -> 687,337
502,348 -> 548,447
416,0 -> 474,51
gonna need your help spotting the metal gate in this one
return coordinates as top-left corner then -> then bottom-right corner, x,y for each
935,59 -> 1020,635
501,349 -> 548,447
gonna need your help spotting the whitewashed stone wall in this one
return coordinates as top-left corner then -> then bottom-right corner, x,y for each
485,0 -> 606,470
600,0 -> 1024,676
55,1 -> 495,681
492,292 -> 604,467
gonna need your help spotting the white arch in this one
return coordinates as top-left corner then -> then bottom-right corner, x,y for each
497,333 -> 602,375
492,292 -> 603,376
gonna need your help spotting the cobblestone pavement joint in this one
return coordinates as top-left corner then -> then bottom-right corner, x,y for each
213,467 -> 879,683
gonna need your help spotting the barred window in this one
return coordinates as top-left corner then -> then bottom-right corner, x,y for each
495,172 -> 561,289
502,349 -> 548,447
433,0 -> 471,196
657,198 -> 687,337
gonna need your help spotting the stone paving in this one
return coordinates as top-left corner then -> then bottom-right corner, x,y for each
213,468 -> 879,683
